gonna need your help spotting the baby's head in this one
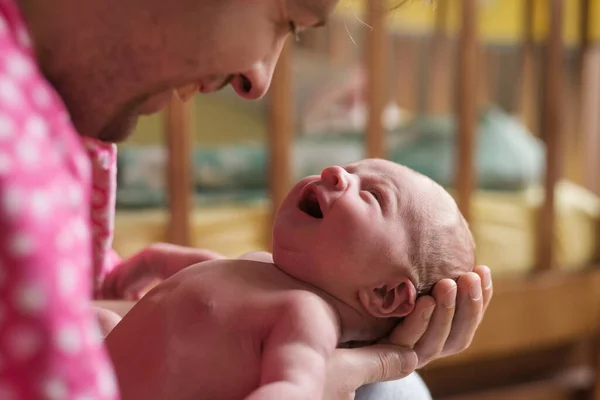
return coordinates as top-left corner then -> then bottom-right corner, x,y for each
272,158 -> 475,323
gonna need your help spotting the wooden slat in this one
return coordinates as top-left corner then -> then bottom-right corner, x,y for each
438,370 -> 592,400
581,48 -> 600,195
422,342 -> 593,397
517,0 -> 539,136
537,0 -> 564,271
267,40 -> 294,234
427,0 -> 451,115
578,0 -> 600,195
365,0 -> 387,159
165,94 -> 194,246
394,36 -> 420,114
430,269 -> 600,367
478,46 -> 497,108
565,0 -> 592,186
455,0 -> 478,223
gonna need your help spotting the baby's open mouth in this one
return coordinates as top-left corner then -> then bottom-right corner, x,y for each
298,186 -> 323,219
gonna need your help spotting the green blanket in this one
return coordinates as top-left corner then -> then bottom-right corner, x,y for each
116,107 -> 544,208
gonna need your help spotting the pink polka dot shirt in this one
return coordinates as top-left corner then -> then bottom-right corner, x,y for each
0,0 -> 121,397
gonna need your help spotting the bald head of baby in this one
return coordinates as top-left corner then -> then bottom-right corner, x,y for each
272,158 -> 476,327
392,162 -> 476,295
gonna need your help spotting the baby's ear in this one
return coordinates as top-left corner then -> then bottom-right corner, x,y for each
358,276 -> 417,319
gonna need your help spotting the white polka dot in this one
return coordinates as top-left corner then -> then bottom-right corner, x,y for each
17,28 -> 32,48
98,152 -> 111,169
42,378 -> 67,400
58,261 -> 77,296
15,140 -> 38,165
0,78 -> 24,108
98,365 -> 118,396
33,85 -> 52,108
55,324 -> 81,354
0,153 -> 12,175
75,154 -> 90,177
86,319 -> 103,347
14,283 -> 46,314
10,233 -> 34,257
31,190 -> 51,219
73,218 -> 88,240
0,113 -> 14,139
0,382 -> 17,400
5,52 -> 34,80
2,186 -> 22,216
24,115 -> 49,139
68,185 -> 83,206
7,325 -> 42,361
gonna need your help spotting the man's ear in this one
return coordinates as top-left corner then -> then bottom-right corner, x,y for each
358,276 -> 417,319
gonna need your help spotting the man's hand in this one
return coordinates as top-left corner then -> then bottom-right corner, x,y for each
102,243 -> 225,300
390,265 -> 493,367
322,265 -> 492,399
324,345 -> 418,400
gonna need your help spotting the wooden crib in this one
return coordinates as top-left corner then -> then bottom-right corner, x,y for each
150,0 -> 600,398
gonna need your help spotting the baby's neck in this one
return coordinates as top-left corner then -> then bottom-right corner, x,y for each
272,264 -> 396,345
320,291 -> 398,345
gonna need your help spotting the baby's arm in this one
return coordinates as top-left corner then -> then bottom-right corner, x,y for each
245,295 -> 338,400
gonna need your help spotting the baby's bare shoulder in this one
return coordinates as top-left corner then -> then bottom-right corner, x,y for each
278,291 -> 338,332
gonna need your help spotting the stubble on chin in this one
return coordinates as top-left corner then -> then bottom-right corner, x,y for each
95,96 -> 148,143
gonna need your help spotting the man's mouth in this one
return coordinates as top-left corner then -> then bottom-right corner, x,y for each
298,185 -> 324,219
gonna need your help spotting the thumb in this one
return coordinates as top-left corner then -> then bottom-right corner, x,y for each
335,345 -> 418,387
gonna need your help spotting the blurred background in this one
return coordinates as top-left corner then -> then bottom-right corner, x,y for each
112,1 -> 600,399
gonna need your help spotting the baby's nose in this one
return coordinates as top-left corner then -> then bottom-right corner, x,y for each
321,166 -> 348,191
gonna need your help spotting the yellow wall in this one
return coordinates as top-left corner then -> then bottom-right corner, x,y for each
338,0 -> 600,45
123,95 -> 266,147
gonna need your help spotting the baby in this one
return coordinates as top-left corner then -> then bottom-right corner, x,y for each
113,158 -> 475,400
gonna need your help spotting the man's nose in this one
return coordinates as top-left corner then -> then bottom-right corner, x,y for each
230,39 -> 286,100
321,166 -> 348,191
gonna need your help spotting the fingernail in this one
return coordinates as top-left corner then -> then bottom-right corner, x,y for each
469,280 -> 482,301
423,305 -> 436,319
482,267 -> 492,290
443,286 -> 457,308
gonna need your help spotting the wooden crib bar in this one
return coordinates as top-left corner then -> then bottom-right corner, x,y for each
517,0 -> 538,136
537,0 -> 564,271
365,0 -> 388,159
165,93 -> 194,246
267,39 -> 294,230
455,0 -> 478,223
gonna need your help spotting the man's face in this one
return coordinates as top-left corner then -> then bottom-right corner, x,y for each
40,0 -> 338,141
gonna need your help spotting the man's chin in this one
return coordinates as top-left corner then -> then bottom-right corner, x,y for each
97,112 -> 140,143
138,91 -> 174,115
96,91 -> 175,143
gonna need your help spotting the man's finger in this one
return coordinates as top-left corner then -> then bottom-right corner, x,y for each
442,272 -> 483,356
474,265 -> 493,314
413,279 -> 457,367
388,295 -> 435,348
334,345 -> 418,387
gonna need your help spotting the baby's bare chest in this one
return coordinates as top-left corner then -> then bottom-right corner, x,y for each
180,262 -> 306,398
